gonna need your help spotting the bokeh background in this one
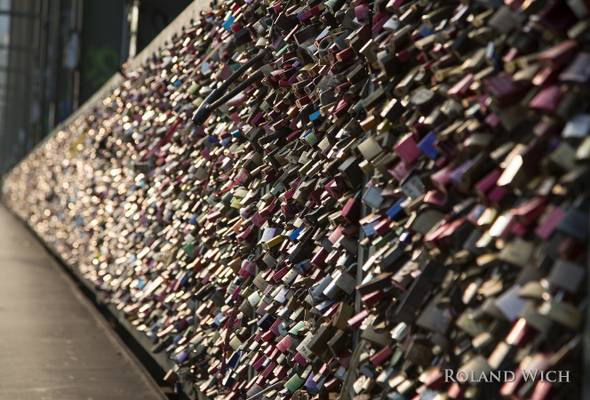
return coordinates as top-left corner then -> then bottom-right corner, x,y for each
0,0 -> 192,174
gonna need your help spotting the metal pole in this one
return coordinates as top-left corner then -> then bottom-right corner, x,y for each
128,0 -> 140,59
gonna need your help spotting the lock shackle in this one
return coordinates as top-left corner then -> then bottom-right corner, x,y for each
192,49 -> 269,125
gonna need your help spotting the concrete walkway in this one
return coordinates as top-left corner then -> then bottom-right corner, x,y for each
0,206 -> 163,400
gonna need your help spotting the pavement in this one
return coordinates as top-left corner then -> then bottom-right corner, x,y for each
0,206 -> 164,400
